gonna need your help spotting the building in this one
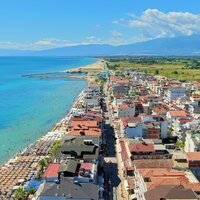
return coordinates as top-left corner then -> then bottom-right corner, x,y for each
43,163 -> 60,182
134,168 -> 200,200
76,163 -> 96,183
128,142 -> 172,160
118,104 -> 135,118
140,115 -> 168,139
166,87 -> 186,102
67,120 -> 102,137
38,177 -> 101,200
56,136 -> 99,162
185,130 -> 200,152
186,152 -> 200,168
144,185 -> 198,200
166,110 -> 188,121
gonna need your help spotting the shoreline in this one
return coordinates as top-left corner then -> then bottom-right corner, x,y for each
0,57 -> 102,195
63,58 -> 106,73
21,58 -> 105,82
0,86 -> 88,195
0,58 -> 100,167
0,88 -> 86,166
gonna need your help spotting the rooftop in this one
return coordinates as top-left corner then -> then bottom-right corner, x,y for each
168,110 -> 187,117
40,177 -> 99,199
134,159 -> 174,169
43,163 -> 60,178
129,143 -> 155,152
186,152 -> 200,161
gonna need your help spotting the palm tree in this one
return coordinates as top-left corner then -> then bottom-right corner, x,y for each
34,171 -> 43,180
51,140 -> 62,158
38,159 -> 46,172
14,187 -> 27,200
28,187 -> 36,195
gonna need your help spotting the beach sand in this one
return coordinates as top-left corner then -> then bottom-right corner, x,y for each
64,59 -> 107,73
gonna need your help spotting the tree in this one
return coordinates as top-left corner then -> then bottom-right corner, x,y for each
34,171 -> 43,180
155,69 -> 159,75
51,140 -> 62,158
14,187 -> 27,200
173,70 -> 178,74
38,159 -> 46,172
28,187 -> 36,195
176,140 -> 185,149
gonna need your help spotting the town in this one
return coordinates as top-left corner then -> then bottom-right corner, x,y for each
1,59 -> 200,200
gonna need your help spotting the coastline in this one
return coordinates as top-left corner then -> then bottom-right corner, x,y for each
0,58 -> 100,166
62,58 -> 106,73
0,57 -> 101,195
21,58 -> 105,82
0,86 -> 87,194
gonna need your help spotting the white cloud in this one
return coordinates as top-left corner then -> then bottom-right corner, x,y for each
127,9 -> 200,39
96,24 -> 100,28
0,38 -> 78,50
110,30 -> 123,37
83,35 -> 127,46
0,36 -> 128,50
112,18 -> 125,25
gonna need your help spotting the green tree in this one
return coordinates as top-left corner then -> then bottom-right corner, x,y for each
51,140 -> 62,158
176,140 -> 185,149
14,187 -> 27,200
35,171 -> 43,180
28,187 -> 36,195
155,69 -> 159,75
38,159 -> 47,172
173,70 -> 178,74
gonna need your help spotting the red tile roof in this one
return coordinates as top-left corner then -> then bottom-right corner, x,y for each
68,128 -> 101,137
122,117 -> 141,127
186,152 -> 200,161
152,107 -> 168,114
80,163 -> 93,171
119,104 -> 130,109
129,143 -> 155,152
71,121 -> 98,128
43,163 -> 60,178
120,139 -> 129,161
178,118 -> 193,123
134,159 -> 174,169
119,139 -> 134,171
168,110 -> 187,117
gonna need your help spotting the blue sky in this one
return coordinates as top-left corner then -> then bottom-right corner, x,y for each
0,0 -> 200,49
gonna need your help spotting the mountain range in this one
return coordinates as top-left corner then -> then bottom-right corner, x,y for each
1,35 -> 200,56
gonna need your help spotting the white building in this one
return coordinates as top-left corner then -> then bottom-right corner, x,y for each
118,104 -> 135,118
166,87 -> 186,102
140,115 -> 168,139
185,131 -> 200,152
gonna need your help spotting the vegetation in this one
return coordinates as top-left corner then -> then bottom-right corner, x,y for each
51,140 -> 62,158
28,187 -> 36,195
176,140 -> 185,149
13,187 -> 27,200
34,171 -> 43,180
38,157 -> 50,172
106,57 -> 200,81
100,77 -> 107,91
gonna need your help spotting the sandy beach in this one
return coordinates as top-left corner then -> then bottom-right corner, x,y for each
64,59 -> 107,73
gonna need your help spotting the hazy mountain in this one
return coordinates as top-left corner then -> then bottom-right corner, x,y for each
1,35 -> 200,56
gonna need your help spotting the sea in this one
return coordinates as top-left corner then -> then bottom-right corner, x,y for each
0,56 -> 96,164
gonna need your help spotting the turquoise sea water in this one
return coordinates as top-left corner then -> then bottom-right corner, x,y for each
0,57 -> 96,164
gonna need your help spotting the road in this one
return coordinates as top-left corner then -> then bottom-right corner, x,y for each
101,82 -> 121,200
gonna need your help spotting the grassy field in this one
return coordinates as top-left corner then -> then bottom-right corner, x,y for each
107,59 -> 200,81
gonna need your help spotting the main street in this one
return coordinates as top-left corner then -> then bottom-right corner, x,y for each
102,79 -> 121,200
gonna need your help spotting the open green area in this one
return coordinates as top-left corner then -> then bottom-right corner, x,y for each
106,57 -> 200,81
